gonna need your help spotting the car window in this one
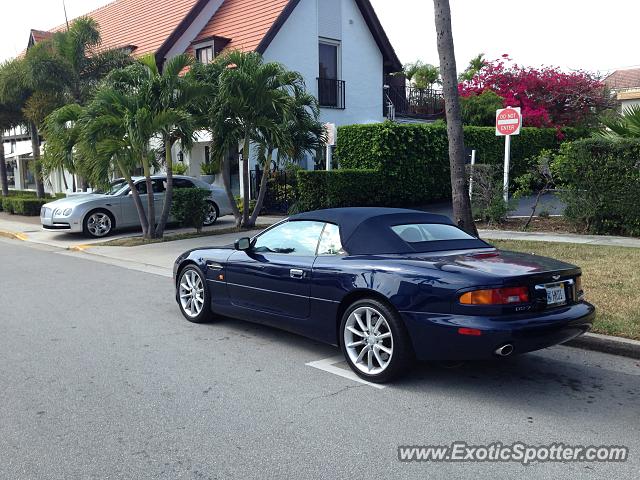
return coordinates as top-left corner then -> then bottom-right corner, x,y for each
317,223 -> 345,255
253,221 -> 324,255
134,180 -> 165,194
173,178 -> 195,189
391,223 -> 476,243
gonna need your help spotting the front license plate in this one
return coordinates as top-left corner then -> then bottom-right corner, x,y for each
545,283 -> 566,305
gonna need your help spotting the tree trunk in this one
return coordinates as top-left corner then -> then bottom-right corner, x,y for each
221,147 -> 242,227
248,149 -> 272,228
155,135 -> 173,238
117,160 -> 149,237
30,122 -> 45,198
241,134 -> 250,228
0,132 -> 8,196
142,160 -> 156,239
433,0 -> 477,236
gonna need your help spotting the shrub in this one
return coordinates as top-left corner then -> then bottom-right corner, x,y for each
552,138 -> 640,236
170,188 -> 211,232
173,163 -> 188,175
468,164 -> 514,224
460,90 -> 504,126
335,122 -> 587,204
295,170 -> 390,212
1,197 -> 49,216
235,197 -> 257,215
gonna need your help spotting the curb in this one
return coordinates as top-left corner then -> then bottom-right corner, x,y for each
0,229 -> 28,241
564,333 -> 640,360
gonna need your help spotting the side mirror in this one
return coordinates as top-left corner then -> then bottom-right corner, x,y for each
234,237 -> 251,251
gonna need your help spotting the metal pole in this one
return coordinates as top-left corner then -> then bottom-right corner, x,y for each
503,134 -> 511,202
326,146 -> 332,171
468,149 -> 476,199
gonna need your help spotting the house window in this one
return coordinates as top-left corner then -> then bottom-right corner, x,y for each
318,40 -> 344,109
196,45 -> 214,64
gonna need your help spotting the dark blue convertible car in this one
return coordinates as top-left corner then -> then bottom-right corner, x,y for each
174,208 -> 594,382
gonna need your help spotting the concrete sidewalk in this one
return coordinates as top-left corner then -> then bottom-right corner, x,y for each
0,213 -> 282,250
479,229 -> 640,248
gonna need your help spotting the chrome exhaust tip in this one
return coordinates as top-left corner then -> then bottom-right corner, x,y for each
494,344 -> 514,357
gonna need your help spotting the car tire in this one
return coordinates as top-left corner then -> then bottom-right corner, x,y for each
340,298 -> 413,383
203,201 -> 219,226
177,265 -> 212,324
83,209 -> 115,238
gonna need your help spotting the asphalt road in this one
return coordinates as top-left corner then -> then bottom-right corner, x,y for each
0,238 -> 638,479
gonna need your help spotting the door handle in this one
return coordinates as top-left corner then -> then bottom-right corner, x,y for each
290,269 -> 304,279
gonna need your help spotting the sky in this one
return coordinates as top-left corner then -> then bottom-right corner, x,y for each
1,0 -> 638,75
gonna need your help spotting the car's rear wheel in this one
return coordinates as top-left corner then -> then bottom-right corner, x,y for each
83,209 -> 114,238
340,299 -> 413,383
203,201 -> 219,226
177,266 -> 212,323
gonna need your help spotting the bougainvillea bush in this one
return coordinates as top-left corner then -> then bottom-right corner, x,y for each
458,55 -> 614,129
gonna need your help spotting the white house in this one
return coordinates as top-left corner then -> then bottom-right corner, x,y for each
4,0 -> 404,195
604,67 -> 640,112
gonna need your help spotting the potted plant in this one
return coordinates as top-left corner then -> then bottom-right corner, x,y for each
200,158 -> 220,184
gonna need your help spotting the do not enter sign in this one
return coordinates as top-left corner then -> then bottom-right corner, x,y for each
496,107 -> 522,136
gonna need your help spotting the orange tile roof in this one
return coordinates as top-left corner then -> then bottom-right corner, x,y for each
605,68 -> 640,91
30,29 -> 53,44
48,0 -> 202,57
193,0 -> 290,52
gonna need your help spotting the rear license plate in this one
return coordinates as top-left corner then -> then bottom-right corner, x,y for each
545,283 -> 566,305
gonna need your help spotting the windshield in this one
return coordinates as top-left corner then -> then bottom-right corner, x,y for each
99,180 -> 129,196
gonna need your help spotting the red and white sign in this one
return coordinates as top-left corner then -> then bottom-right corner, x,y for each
495,107 -> 522,136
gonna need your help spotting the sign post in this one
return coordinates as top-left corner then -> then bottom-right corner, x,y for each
324,123 -> 337,171
495,106 -> 522,201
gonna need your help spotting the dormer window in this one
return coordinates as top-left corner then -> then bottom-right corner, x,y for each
196,45 -> 214,64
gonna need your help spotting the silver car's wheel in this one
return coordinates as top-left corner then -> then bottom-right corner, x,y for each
179,269 -> 205,319
343,306 -> 394,375
203,202 -> 219,226
85,211 -> 113,238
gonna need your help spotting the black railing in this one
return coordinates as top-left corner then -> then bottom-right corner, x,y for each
249,168 -> 296,214
384,85 -> 445,120
318,78 -> 346,109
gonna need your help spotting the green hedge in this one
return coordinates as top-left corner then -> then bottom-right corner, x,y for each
171,187 -> 211,232
296,170 -> 390,211
552,138 -> 640,236
335,122 -> 587,204
1,197 -> 49,216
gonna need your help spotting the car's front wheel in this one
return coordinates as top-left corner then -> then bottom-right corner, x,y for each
203,201 -> 219,226
83,210 -> 114,238
177,266 -> 212,323
340,299 -> 413,383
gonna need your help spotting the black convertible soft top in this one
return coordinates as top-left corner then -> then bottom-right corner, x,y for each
289,207 -> 491,255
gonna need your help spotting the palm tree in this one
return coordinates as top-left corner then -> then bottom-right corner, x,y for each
599,104 -> 640,138
433,0 -> 477,235
196,50 -> 316,228
22,17 -> 131,195
0,61 -> 29,196
133,54 -> 200,237
402,61 -> 441,89
249,88 -> 324,227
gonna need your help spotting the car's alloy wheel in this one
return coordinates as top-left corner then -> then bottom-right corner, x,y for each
177,266 -> 212,323
203,202 -> 218,226
340,299 -> 413,383
344,306 -> 394,375
85,212 -> 112,237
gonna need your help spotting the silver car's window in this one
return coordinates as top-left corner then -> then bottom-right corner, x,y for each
103,180 -> 128,195
173,178 -> 196,189
391,224 -> 475,243
317,223 -> 345,255
253,221 -> 324,255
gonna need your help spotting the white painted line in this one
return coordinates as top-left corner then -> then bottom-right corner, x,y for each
306,355 -> 385,390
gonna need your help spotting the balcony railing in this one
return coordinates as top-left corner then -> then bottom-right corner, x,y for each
318,78 -> 346,109
384,85 -> 445,120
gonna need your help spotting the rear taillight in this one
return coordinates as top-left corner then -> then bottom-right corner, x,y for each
459,286 -> 530,305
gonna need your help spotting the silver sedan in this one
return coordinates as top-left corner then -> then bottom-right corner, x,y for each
40,175 -> 234,238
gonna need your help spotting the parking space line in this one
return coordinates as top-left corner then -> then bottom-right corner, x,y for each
306,355 -> 385,390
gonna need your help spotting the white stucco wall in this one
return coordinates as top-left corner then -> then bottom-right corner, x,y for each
621,98 -> 640,112
262,0 -> 385,127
